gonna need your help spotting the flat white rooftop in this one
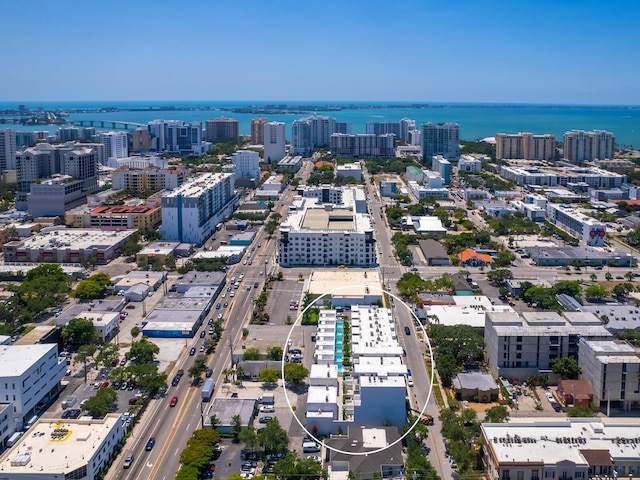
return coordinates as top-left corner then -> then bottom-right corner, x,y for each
307,385 -> 338,405
482,418 -> 640,466
0,344 -> 57,377
20,228 -> 135,250
164,172 -> 232,199
0,414 -> 122,475
308,271 -> 381,298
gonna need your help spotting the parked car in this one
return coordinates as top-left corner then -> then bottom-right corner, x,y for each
259,416 -> 272,423
259,405 -> 275,413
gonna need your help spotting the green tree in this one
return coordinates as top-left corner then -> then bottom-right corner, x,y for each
484,405 -> 510,423
283,363 -> 309,385
127,337 -> 159,365
258,368 -> 280,384
605,272 -> 613,281
61,317 -> 99,346
494,249 -> 515,267
128,363 -> 167,392
83,387 -> 117,418
94,343 -> 119,370
267,346 -> 284,361
613,282 -> 634,298
238,426 -> 260,451
242,348 -> 261,361
231,414 -> 242,441
566,406 -> 595,417
552,357 -> 582,379
585,284 -> 608,302
71,273 -> 112,299
486,268 -> 513,286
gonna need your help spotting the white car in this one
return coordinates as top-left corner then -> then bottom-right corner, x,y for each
260,405 -> 275,413
230,292 -> 235,297
306,455 -> 322,463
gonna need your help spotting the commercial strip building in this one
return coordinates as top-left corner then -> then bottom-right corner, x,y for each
278,188 -> 376,267
0,413 -> 124,480
2,227 -> 137,263
142,291 -> 215,338
485,310 -> 611,381
160,173 -> 238,246
276,155 -> 303,173
563,129 -> 615,164
329,133 -> 396,157
55,309 -> 120,342
457,154 -> 482,172
306,306 -> 407,436
482,418 -> 640,480
495,132 -> 556,161
498,165 -> 625,188
0,344 -> 67,432
546,203 -> 607,246
525,245 -> 636,267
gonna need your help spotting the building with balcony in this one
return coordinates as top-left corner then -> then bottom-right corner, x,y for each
563,129 -> 615,164
278,189 -> 375,267
160,173 -> 238,246
0,129 -> 16,170
485,310 -> 611,381
65,204 -> 161,230
263,121 -> 286,163
329,133 -> 396,157
111,165 -> 186,193
205,117 -> 239,143
250,116 -> 268,145
495,132 -> 556,161
292,115 -> 336,155
432,155 -> 451,184
98,131 -> 128,162
422,122 -> 459,161
231,150 -> 260,182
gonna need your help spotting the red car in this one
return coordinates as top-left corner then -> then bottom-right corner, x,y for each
169,396 -> 178,407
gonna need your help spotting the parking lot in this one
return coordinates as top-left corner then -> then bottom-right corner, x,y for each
264,279 -> 305,326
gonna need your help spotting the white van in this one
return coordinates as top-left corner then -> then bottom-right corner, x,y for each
7,431 -> 22,447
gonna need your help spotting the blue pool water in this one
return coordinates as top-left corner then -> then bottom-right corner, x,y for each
335,346 -> 343,354
336,353 -> 344,362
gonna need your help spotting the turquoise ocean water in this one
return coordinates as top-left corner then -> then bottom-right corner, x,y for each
1,101 -> 639,147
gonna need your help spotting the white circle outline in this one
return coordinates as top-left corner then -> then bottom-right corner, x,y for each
281,283 -> 435,456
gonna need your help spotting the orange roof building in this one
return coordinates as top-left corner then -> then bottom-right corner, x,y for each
457,248 -> 494,266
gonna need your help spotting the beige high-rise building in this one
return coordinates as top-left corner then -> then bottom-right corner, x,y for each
496,132 -> 555,161
563,129 -> 615,164
251,116 -> 268,145
132,128 -> 151,152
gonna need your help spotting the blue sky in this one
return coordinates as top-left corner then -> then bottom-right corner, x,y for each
1,0 -> 639,104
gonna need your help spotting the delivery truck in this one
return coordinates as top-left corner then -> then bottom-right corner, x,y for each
202,378 -> 215,402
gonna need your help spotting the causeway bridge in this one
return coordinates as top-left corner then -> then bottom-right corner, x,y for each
68,119 -> 146,130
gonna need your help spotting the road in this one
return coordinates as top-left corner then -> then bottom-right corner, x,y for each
362,167 -> 453,479
110,162 -> 316,479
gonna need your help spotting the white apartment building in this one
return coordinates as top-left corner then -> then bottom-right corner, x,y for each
306,307 -> 407,436
495,132 -> 555,161
329,133 -> 396,157
0,413 -> 124,479
432,155 -> 451,184
0,344 -> 66,431
482,418 -> 640,480
148,120 -> 208,154
407,181 -> 449,200
546,204 -> 607,246
263,121 -> 286,163
231,150 -> 260,181
563,129 -> 615,164
458,154 -> 482,172
365,121 -> 401,137
499,165 -> 625,188
299,185 -> 367,213
291,115 -> 336,155
160,173 -> 237,246
485,310 -> 611,381
335,163 -> 362,181
278,192 -> 375,267
408,128 -> 422,147
106,154 -> 168,169
0,129 -> 17,170
98,131 -> 128,163
510,200 -> 546,221
578,339 -> 640,409
400,118 -> 417,142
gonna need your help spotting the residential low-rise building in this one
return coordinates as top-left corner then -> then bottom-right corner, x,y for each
482,418 -> 640,480
111,165 -> 186,193
65,204 -> 161,229
578,339 -> 640,409
499,165 -> 625,188
485,310 -> 611,381
378,180 -> 398,197
458,154 -> 482,172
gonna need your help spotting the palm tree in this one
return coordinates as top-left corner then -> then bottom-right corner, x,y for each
222,368 -> 231,383
210,414 -> 221,431
236,365 -> 244,385
590,273 -> 597,282
605,272 -> 613,281
625,271 -> 635,281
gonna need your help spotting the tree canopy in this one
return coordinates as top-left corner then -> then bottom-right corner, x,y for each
552,357 -> 582,379
83,387 -> 117,418
62,317 -> 99,346
72,273 -> 111,299
283,363 -> 309,385
429,325 -> 484,386
127,338 -> 159,365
